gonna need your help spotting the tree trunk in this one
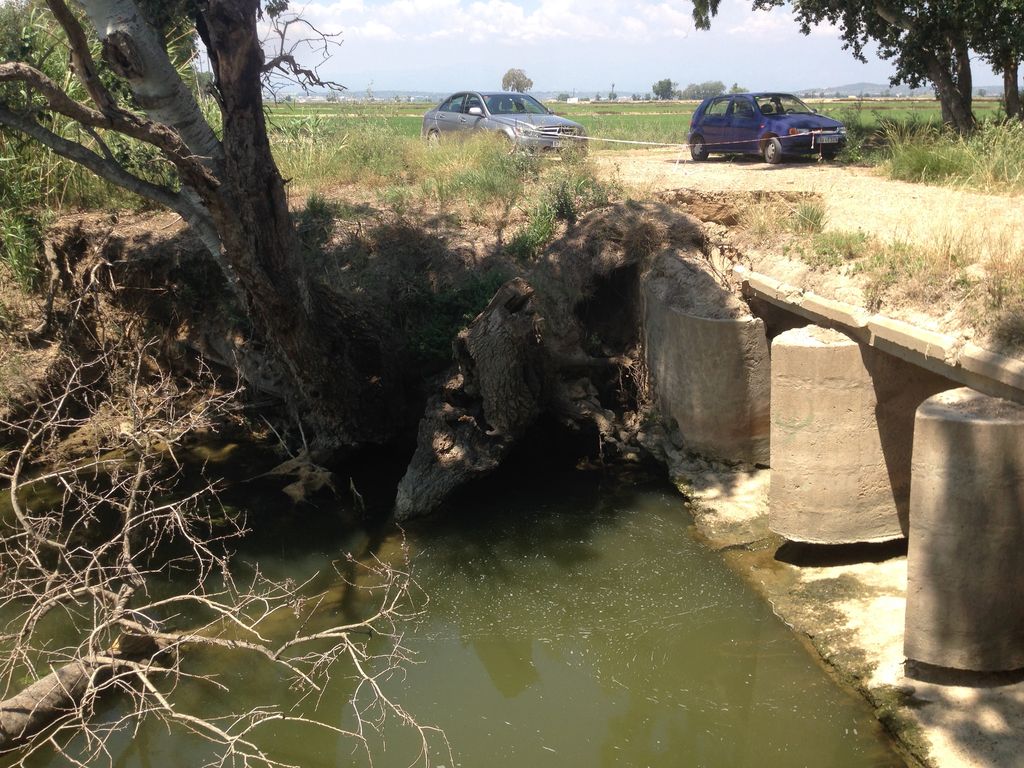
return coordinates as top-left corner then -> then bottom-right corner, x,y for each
394,203 -> 711,520
927,47 -> 975,134
198,1 -> 358,447
0,633 -> 165,750
71,0 -> 375,449
0,661 -> 99,749
1004,60 -> 1022,120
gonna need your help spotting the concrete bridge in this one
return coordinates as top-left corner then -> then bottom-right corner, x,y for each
644,263 -> 1024,675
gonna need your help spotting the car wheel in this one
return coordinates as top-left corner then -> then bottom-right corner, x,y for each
690,135 -> 709,161
762,137 -> 783,164
426,129 -> 440,146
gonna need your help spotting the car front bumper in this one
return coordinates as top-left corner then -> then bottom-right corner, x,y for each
779,133 -> 847,153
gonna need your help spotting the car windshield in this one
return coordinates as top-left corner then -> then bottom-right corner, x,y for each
756,95 -> 813,116
484,94 -> 550,115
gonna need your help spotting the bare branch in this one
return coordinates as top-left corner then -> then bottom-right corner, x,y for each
43,0 -> 119,114
0,62 -> 220,194
260,13 -> 346,99
0,104 -> 194,217
0,338 -> 446,766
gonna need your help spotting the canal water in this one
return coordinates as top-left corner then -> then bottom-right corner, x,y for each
6,453 -> 903,768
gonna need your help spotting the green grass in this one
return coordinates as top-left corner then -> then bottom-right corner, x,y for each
266,97 -> 1001,156
506,160 -> 617,260
885,120 -> 1024,193
402,269 -> 510,370
739,198 -> 1024,351
791,200 -> 827,234
806,230 -> 871,269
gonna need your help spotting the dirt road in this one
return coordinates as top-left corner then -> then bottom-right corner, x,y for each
594,149 -> 1024,248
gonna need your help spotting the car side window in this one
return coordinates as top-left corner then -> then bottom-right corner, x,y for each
464,94 -> 483,113
730,98 -> 755,119
704,98 -> 729,117
442,95 -> 465,113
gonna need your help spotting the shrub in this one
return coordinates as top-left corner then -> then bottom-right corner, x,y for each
295,193 -> 338,256
506,161 -> 616,259
806,230 -> 869,269
402,270 -> 510,371
790,200 -> 826,234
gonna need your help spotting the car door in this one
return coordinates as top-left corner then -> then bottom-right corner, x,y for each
461,93 -> 487,133
697,97 -> 730,150
726,96 -> 760,154
434,94 -> 467,135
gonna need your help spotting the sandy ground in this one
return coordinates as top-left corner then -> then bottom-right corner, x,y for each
619,154 -> 1024,768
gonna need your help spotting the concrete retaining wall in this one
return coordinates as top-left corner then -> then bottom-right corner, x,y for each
904,388 -> 1024,672
643,258 -> 771,465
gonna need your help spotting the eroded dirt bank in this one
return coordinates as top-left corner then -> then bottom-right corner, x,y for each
7,154 -> 1024,767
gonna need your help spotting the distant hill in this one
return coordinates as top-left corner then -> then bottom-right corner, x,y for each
795,82 -> 1002,98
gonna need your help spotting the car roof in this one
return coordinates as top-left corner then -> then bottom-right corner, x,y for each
445,91 -> 536,98
707,92 -> 799,99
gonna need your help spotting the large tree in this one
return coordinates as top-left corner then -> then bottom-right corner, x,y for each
0,0 -> 370,450
971,0 -> 1024,120
501,67 -> 533,92
651,78 -> 677,100
1,3 -> 443,761
692,0 -> 1018,134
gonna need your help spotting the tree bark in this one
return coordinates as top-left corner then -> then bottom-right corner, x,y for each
0,633 -> 166,751
1004,60 -> 1022,120
60,0 -> 372,448
927,47 -> 975,134
0,660 -> 100,749
197,0 -> 358,446
394,279 -> 546,519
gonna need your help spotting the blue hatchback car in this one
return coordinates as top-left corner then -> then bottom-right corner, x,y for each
688,93 -> 846,164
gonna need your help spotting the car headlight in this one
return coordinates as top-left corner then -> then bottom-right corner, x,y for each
788,128 -> 810,135
838,127 -> 847,135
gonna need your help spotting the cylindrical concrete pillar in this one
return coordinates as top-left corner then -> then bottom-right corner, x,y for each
904,387 -> 1024,672
769,325 -> 954,544
770,327 -> 902,543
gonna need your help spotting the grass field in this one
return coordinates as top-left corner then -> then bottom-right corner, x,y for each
265,97 -> 1007,151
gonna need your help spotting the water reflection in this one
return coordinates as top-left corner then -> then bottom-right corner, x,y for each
393,469 -> 903,768
4,455 -> 903,768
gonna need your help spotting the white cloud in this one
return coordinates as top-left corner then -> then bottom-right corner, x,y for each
350,19 -> 400,39
300,0 -> 696,43
723,0 -> 839,40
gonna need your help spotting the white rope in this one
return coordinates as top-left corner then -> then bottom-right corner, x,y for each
514,122 -> 842,151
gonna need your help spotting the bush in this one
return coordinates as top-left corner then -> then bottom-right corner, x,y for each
403,270 -> 509,371
506,162 -> 616,260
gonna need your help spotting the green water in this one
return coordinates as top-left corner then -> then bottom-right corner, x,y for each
383,471 -> 901,768
5,459 -> 902,768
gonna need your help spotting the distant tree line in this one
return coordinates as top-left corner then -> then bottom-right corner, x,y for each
650,79 -> 747,100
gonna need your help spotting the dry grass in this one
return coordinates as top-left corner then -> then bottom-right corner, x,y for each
735,196 -> 1024,352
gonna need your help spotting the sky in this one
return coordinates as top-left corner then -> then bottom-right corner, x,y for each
285,0 -> 1002,95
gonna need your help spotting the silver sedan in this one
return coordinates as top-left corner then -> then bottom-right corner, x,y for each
422,91 -> 586,151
